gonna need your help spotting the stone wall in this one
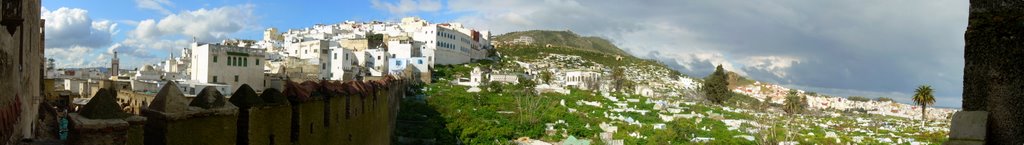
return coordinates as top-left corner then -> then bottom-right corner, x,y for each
142,82 -> 238,145
67,114 -> 145,145
68,76 -> 406,145
68,88 -> 145,145
962,0 -> 1024,144
116,90 -> 155,114
245,104 -> 290,145
0,0 -> 44,143
263,77 -> 405,145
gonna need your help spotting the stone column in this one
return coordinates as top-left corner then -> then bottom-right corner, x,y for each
962,0 -> 1024,143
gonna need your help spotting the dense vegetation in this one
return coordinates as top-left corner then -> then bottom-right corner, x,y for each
394,31 -> 951,145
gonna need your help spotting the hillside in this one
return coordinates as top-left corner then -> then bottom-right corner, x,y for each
495,30 -> 631,56
394,30 -> 951,145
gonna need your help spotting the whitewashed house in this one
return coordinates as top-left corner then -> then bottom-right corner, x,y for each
563,71 -> 601,90
189,42 -> 267,92
327,47 -> 358,81
364,49 -> 390,76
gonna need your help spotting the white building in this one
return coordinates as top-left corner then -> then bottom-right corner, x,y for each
189,42 -> 267,93
285,40 -> 336,61
386,36 -> 420,59
562,71 -> 601,90
635,86 -> 655,97
412,24 -> 492,66
363,49 -> 390,76
133,65 -> 161,81
489,74 -> 519,84
327,47 -> 358,81
457,67 -> 484,87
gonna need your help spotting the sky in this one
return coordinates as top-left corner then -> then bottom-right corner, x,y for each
42,0 -> 969,108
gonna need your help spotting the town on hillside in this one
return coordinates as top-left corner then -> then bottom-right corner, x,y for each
10,0 -> 1024,144
48,17 -> 493,111
27,16 -> 958,145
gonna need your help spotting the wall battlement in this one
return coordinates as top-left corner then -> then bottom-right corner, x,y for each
69,76 -> 406,145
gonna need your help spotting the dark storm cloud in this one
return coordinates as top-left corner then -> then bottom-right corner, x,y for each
445,0 -> 967,107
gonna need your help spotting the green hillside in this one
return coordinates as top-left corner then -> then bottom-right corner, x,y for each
495,30 -> 631,56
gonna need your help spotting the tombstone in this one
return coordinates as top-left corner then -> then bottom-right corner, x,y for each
958,0 -> 1024,144
946,111 -> 987,145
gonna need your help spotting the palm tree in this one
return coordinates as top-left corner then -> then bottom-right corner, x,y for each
913,85 -> 936,123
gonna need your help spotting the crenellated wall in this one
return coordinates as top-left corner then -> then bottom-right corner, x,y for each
266,76 -> 406,145
84,76 -> 408,145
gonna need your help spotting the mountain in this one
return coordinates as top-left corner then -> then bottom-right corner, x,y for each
495,30 -> 631,56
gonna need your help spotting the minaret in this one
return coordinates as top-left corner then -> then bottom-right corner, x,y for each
111,51 -> 120,77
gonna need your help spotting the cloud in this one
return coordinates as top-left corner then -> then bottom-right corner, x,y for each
41,7 -> 117,49
112,4 -> 257,60
370,0 -> 443,15
443,0 -> 968,107
742,56 -> 800,78
41,7 -> 118,68
135,0 -> 174,15
44,46 -> 108,68
132,4 -> 256,42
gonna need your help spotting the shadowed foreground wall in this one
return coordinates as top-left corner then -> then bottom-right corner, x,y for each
963,0 -> 1024,144
70,77 -> 405,145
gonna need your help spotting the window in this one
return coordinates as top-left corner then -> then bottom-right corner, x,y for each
256,59 -> 260,65
418,59 -> 423,64
244,58 -> 248,67
228,57 -> 233,66
334,53 -> 337,60
213,76 -> 218,83
213,55 -> 218,62
234,75 -> 239,82
322,63 -> 326,70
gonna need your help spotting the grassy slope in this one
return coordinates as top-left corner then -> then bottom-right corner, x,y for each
495,30 -> 631,56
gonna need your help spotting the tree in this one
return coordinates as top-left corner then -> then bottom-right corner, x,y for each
488,82 -> 503,93
702,65 -> 731,104
539,70 -> 553,84
805,91 -> 818,97
611,67 -> 626,92
876,97 -> 894,102
913,85 -> 936,122
518,77 -> 537,95
847,96 -> 871,102
783,89 -> 806,114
